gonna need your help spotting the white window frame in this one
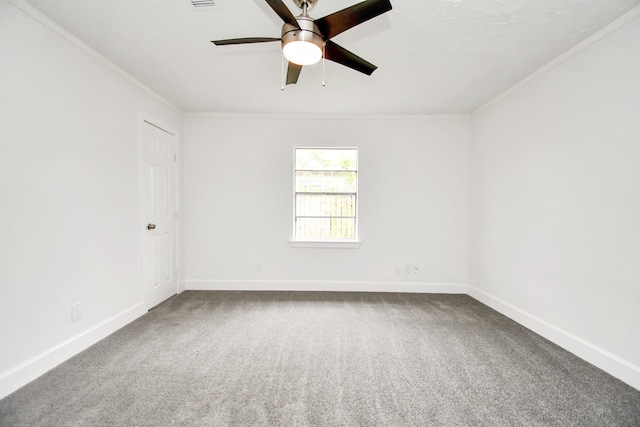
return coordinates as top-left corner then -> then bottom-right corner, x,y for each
289,147 -> 361,249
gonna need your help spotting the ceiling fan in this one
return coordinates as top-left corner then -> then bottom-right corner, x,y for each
212,0 -> 393,85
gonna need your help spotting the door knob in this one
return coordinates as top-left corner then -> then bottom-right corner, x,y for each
147,223 -> 156,230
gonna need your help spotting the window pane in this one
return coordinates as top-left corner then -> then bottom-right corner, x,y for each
296,149 -> 357,171
294,147 -> 358,241
296,194 -> 356,217
295,171 -> 357,193
296,218 -> 356,239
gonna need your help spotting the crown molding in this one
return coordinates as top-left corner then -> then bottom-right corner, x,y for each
7,0 -> 182,114
183,112 -> 471,120
473,5 -> 640,116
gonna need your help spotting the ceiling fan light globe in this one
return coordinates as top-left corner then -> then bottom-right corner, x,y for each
283,41 -> 322,65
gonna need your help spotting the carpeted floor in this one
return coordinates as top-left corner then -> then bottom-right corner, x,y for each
1,291 -> 639,426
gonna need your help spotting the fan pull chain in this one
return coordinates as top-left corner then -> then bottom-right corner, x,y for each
281,51 -> 285,91
322,43 -> 326,87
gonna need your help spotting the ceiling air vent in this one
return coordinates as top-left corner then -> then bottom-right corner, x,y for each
188,0 -> 216,9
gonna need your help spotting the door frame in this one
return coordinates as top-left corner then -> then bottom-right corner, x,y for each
138,113 -> 182,310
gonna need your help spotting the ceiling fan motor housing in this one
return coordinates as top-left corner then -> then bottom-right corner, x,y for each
281,17 -> 324,55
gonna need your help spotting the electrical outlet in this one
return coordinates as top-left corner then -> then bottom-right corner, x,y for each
71,303 -> 82,322
404,264 -> 411,274
412,264 -> 421,275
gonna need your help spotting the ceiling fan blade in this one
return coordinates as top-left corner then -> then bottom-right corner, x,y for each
324,40 -> 377,75
286,62 -> 303,85
212,37 -> 280,46
265,0 -> 300,28
315,0 -> 392,40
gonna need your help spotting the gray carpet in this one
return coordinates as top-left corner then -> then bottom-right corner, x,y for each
1,291 -> 639,426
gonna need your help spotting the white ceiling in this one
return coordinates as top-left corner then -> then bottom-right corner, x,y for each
23,0 -> 640,114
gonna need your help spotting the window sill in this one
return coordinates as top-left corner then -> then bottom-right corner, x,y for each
289,240 -> 361,249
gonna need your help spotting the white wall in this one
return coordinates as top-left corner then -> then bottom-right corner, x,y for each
184,115 -> 470,292
0,0 -> 183,398
469,14 -> 640,389
3,0 -> 638,402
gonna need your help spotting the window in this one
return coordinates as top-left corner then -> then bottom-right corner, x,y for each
293,148 -> 358,241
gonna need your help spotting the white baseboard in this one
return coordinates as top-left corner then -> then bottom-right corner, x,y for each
177,279 -> 186,294
467,286 -> 640,391
3,285 -> 637,400
186,279 -> 468,294
0,303 -> 147,400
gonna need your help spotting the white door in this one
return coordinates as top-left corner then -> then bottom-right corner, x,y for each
141,120 -> 177,309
